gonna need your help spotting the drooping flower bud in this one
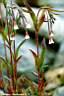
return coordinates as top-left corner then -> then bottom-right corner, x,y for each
49,38 -> 54,44
49,31 -> 54,44
13,20 -> 19,30
25,31 -> 30,40
49,32 -> 54,38
10,32 -> 15,41
10,36 -> 15,41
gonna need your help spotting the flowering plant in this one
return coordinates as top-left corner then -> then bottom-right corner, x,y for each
0,0 -> 64,95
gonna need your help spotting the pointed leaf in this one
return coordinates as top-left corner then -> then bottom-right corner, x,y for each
40,47 -> 46,72
16,55 -> 22,62
0,56 -> 7,64
24,2 -> 37,28
3,75 -> 10,82
2,32 -> 8,42
4,25 -> 8,33
29,49 -> 37,57
29,49 -> 40,71
22,8 -> 32,14
51,9 -> 64,13
37,9 -> 45,31
16,39 -> 26,57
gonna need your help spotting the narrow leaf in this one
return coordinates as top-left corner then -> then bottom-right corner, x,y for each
22,8 -> 32,14
2,32 -> 8,43
51,9 -> 64,13
37,9 -> 45,30
16,39 -> 26,57
16,55 -> 22,62
0,56 -> 7,64
29,49 -> 40,70
24,2 -> 37,28
4,25 -> 8,33
40,48 -> 46,72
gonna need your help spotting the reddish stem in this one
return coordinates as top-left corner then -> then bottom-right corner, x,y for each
35,29 -> 39,56
35,29 -> 44,96
13,40 -> 17,92
0,70 -> 4,89
38,71 -> 44,96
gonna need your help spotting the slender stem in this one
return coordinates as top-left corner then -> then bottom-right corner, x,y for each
35,28 -> 44,96
0,64 -> 4,89
11,5 -> 17,92
38,71 -> 44,96
35,23 -> 44,96
4,41 -> 8,61
4,41 -> 11,78
13,40 -> 17,92
35,29 -> 39,56
8,31 -> 13,65
8,27 -> 14,94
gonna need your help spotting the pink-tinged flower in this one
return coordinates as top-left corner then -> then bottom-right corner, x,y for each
25,31 -> 30,40
10,36 -> 15,41
49,38 -> 54,44
13,21 -> 19,30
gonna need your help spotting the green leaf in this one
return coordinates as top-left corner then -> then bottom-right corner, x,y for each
29,49 -> 40,71
2,32 -> 8,42
24,2 -> 37,28
40,48 -> 46,64
29,49 -> 37,65
16,15 -> 20,24
37,9 -> 45,31
40,48 -> 46,72
22,8 -> 33,13
0,56 -> 13,75
16,55 -> 22,63
2,25 -> 8,42
2,26 -> 8,42
4,25 -> 8,33
0,56 -> 7,64
34,88 -> 38,96
16,39 -> 26,57
3,75 -> 10,82
51,9 -> 64,13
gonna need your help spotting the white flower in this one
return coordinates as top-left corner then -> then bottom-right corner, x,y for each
10,36 -> 15,41
25,32 -> 30,40
49,32 -> 54,38
13,21 -> 19,30
14,24 -> 19,30
26,23 -> 31,28
49,38 -> 54,44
